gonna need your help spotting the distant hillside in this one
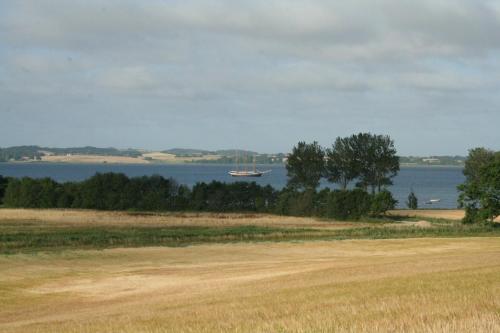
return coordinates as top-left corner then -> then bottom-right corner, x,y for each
163,148 -> 214,156
190,153 -> 286,165
163,148 -> 259,157
0,145 -> 466,166
214,149 -> 258,156
162,148 -> 282,164
0,146 -> 142,162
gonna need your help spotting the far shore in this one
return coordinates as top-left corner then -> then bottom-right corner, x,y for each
2,159 -> 464,167
1,153 -> 222,165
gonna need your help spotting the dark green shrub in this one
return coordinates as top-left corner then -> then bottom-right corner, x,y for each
326,189 -> 371,220
288,189 -> 316,217
370,190 -> 397,216
314,188 -> 331,217
3,177 -> 60,208
274,190 -> 294,215
406,190 -> 418,209
407,190 -> 418,209
0,175 -> 9,205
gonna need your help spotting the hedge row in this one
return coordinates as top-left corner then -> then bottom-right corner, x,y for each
0,173 -> 396,219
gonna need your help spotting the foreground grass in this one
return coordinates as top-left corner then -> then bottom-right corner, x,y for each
1,238 -> 499,332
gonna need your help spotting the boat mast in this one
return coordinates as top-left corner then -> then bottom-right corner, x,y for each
236,150 -> 239,171
253,155 -> 256,173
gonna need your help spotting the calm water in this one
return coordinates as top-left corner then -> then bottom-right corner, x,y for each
0,163 -> 465,209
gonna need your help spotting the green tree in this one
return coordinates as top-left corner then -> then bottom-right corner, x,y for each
0,175 -> 9,205
286,141 -> 325,191
463,148 -> 495,183
458,148 -> 499,224
350,133 -> 399,193
325,137 -> 359,189
407,189 -> 418,209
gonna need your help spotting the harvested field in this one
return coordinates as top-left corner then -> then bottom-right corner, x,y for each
389,209 -> 466,220
390,209 -> 500,222
0,208 -> 365,229
0,237 -> 499,332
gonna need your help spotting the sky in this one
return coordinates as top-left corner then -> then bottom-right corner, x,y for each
1,0 -> 499,155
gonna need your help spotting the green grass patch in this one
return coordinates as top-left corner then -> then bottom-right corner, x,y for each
1,219 -> 499,254
0,225 -> 326,253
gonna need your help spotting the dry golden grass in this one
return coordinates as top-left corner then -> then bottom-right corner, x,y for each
40,154 -> 150,164
1,237 -> 499,332
390,209 -> 500,222
36,152 -> 221,164
389,209 -> 466,220
0,209 -> 368,229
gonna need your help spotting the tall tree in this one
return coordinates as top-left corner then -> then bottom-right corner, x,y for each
325,137 -> 359,189
351,133 -> 399,193
286,141 -> 325,191
458,148 -> 499,223
463,148 -> 495,183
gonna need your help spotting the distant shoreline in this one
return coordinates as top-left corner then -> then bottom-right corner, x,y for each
399,163 -> 463,168
0,161 -> 464,168
1,146 -> 466,167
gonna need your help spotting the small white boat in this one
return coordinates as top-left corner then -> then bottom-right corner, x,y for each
425,198 -> 441,204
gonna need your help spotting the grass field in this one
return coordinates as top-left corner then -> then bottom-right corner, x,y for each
1,238 -> 499,332
0,209 -> 499,332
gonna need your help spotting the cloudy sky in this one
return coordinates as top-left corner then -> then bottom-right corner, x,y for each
1,0 -> 499,155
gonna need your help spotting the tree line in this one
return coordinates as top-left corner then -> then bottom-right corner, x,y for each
0,172 -> 398,219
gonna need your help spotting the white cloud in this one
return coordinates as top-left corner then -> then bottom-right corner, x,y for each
3,1 -> 500,58
0,0 -> 499,153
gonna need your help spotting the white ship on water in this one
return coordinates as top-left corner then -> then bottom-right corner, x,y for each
228,153 -> 271,177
